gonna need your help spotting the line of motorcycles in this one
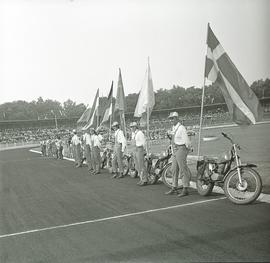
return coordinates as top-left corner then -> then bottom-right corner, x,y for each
101,142 -> 172,185
100,132 -> 262,205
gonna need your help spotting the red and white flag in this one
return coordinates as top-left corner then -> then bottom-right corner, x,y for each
205,24 -> 263,125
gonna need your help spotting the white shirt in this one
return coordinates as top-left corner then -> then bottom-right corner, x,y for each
91,134 -> 102,148
83,133 -> 92,146
172,122 -> 191,147
71,134 -> 81,146
114,129 -> 127,152
131,130 -> 146,147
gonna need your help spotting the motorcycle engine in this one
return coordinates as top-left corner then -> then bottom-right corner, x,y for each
208,163 -> 220,181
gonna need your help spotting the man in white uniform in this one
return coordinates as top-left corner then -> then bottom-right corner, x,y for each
90,128 -> 102,174
130,122 -> 147,186
71,129 -> 82,168
165,112 -> 192,197
111,121 -> 126,178
82,128 -> 93,173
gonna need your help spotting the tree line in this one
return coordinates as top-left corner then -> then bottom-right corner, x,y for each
0,78 -> 269,121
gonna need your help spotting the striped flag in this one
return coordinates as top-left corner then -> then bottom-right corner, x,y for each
134,58 -> 155,126
77,105 -> 92,125
114,68 -> 126,133
83,89 -> 99,130
205,24 -> 263,125
101,81 -> 113,125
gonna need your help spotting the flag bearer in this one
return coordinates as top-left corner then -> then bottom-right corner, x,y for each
71,129 -> 82,168
165,112 -> 192,197
111,121 -> 126,178
130,122 -> 148,186
82,128 -> 93,173
90,128 -> 102,175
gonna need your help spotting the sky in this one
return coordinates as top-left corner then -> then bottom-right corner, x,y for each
0,0 -> 269,106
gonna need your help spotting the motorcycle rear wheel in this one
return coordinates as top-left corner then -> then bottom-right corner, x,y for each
128,156 -> 138,178
122,156 -> 129,176
224,167 -> 262,205
146,160 -> 159,185
196,166 -> 214,196
161,162 -> 183,189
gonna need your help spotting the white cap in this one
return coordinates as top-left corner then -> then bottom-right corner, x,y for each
168,112 -> 179,119
130,122 -> 137,127
112,121 -> 119,127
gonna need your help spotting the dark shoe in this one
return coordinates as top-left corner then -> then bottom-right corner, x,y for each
165,188 -> 178,195
112,173 -> 118,179
117,173 -> 124,178
139,181 -> 148,186
178,188 -> 189,197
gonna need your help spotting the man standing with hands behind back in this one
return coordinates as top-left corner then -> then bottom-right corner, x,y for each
130,122 -> 148,186
111,121 -> 127,179
165,112 -> 192,197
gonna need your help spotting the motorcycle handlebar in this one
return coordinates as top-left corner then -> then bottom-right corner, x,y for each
221,132 -> 239,149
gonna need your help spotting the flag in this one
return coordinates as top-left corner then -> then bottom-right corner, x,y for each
114,68 -> 126,133
101,81 -> 114,125
134,58 -> 155,126
77,105 -> 92,125
205,24 -> 263,125
83,89 -> 99,130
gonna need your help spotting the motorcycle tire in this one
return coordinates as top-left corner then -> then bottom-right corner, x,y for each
128,156 -> 138,178
161,162 -> 183,189
196,165 -> 214,196
224,167 -> 262,205
146,160 -> 159,185
123,156 -> 129,176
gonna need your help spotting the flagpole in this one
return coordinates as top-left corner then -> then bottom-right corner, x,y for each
96,115 -> 99,130
122,112 -> 127,137
146,106 -> 150,155
109,114 -> 112,141
55,114 -> 58,130
197,78 -> 206,158
109,93 -> 113,141
197,23 -> 209,159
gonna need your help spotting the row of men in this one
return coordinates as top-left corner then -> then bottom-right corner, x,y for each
70,111 -> 192,197
40,136 -> 64,160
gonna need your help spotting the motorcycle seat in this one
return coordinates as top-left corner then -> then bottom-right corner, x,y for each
204,156 -> 218,162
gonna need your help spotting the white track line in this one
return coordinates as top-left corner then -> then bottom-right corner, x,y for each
0,197 -> 225,239
29,149 -> 75,162
29,149 -> 270,204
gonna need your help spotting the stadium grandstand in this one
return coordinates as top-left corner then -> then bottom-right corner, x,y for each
1,97 -> 269,147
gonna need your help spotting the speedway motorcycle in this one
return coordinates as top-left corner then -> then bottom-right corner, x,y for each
101,143 -> 129,176
196,132 -> 262,204
127,137 -> 173,184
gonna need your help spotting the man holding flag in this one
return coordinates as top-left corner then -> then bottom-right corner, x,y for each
111,121 -> 126,179
165,112 -> 192,197
134,58 -> 155,154
130,121 -> 147,186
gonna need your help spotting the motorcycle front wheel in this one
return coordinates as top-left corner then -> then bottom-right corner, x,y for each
224,167 -> 262,205
161,162 -> 183,189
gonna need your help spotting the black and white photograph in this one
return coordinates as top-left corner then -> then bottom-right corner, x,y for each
0,0 -> 270,262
